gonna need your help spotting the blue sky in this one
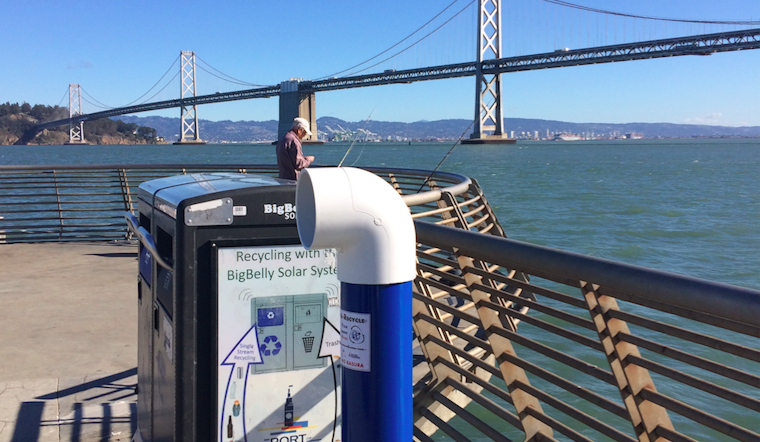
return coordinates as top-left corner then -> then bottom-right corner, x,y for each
3,0 -> 760,126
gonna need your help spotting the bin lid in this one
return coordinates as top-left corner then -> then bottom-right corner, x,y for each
139,173 -> 291,208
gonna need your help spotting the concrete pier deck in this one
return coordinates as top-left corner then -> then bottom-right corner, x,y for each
0,242 -> 138,442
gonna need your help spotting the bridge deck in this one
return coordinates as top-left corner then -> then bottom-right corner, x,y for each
0,242 -> 138,442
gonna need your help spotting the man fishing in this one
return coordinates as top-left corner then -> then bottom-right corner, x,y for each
276,117 -> 315,180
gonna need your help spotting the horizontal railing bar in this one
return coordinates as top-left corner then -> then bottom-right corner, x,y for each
0,164 -> 280,171
410,206 -> 455,219
413,426 -> 436,442
0,207 -> 125,213
608,308 -> 760,363
416,314 -> 490,354
476,297 -> 604,352
431,389 -> 515,442
652,425 -> 701,442
477,222 -> 496,234
425,335 -> 502,379
466,213 -> 490,229
625,354 -> 760,412
457,194 -> 482,208
4,223 -> 126,230
4,215 -> 124,222
469,281 -> 597,331
601,286 -> 760,339
442,377 -> 523,431
417,277 -> 473,303
413,293 -> 482,328
417,407 -> 471,442
435,358 -> 515,406
416,249 -> 459,265
417,261 -> 466,286
435,217 -> 459,226
486,325 -> 618,385
0,200 -> 125,206
415,221 -> 760,330
638,388 -> 760,442
522,407 -> 597,442
0,183 -> 125,188
464,265 -> 588,309
5,236 -> 125,243
514,379 -> 637,442
618,332 -> 760,388
494,346 -> 631,421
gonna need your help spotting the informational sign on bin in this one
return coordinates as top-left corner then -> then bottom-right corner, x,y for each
217,245 -> 341,442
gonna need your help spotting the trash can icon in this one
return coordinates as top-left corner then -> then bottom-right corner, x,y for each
302,331 -> 315,353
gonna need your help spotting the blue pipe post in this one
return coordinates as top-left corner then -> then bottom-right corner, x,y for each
295,167 -> 417,442
341,281 -> 412,442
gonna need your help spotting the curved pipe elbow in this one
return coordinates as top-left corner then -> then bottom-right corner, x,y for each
296,167 -> 416,285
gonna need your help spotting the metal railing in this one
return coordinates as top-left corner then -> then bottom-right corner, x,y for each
1,165 -> 758,442
0,164 -> 473,243
410,193 -> 760,442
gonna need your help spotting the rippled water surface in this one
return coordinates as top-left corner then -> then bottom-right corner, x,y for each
3,138 -> 756,289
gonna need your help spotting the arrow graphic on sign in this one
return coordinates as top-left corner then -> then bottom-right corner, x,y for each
220,324 -> 263,442
318,318 -> 341,442
319,318 -> 341,359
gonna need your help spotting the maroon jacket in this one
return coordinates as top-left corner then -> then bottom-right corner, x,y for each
276,130 -> 311,180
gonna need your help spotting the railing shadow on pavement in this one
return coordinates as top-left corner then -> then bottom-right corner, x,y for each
10,368 -> 137,442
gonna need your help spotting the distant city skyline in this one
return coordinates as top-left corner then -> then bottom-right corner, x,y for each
3,0 -> 760,127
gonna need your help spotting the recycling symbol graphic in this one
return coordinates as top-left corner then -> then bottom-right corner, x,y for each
260,335 -> 282,356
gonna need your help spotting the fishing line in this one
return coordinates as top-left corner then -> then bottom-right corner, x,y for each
349,147 -> 366,167
338,107 -> 376,167
416,119 -> 475,193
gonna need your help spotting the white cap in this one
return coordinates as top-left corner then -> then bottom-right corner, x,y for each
293,117 -> 312,136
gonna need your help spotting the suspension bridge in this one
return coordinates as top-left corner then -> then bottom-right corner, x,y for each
19,0 -> 760,145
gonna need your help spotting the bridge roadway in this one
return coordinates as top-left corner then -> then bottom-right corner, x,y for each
34,27 -> 760,132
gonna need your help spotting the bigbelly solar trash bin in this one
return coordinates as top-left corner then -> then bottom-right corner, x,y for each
126,173 -> 342,442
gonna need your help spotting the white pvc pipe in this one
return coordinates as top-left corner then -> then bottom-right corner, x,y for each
296,167 -> 416,285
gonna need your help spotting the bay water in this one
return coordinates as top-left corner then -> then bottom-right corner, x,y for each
2,138 -> 756,290
1,138 -> 758,440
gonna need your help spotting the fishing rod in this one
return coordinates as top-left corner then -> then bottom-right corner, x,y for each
416,119 -> 475,192
338,107 -> 376,167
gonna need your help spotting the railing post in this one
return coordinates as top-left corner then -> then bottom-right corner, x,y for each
458,255 -> 553,441
118,168 -> 133,213
118,168 -> 134,240
436,193 -> 552,440
581,281 -> 675,442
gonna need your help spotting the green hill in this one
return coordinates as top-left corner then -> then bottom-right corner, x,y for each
0,102 -> 159,145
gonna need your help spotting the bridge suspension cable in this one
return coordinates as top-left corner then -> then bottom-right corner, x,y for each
56,88 -> 69,107
119,54 -> 181,107
341,0 -> 477,77
80,87 -> 116,110
541,0 -> 760,25
195,56 -> 268,87
317,0 -> 473,79
139,71 -> 180,105
82,55 -> 182,112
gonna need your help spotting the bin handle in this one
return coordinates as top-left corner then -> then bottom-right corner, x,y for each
125,212 -> 173,271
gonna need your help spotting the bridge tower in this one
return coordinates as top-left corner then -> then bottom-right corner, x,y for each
278,78 -> 321,144
463,0 -> 514,144
175,51 -> 206,145
65,84 -> 88,145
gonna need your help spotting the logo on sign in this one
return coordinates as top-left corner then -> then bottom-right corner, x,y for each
349,326 -> 365,344
263,203 -> 296,219
258,307 -> 284,327
260,335 -> 282,356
